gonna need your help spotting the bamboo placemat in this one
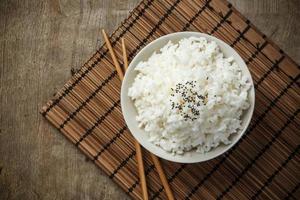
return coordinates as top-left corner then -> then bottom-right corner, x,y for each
41,0 -> 300,199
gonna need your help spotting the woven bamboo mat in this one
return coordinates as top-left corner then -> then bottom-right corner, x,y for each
41,0 -> 300,199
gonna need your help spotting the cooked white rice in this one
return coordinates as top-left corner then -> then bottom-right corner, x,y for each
128,37 -> 251,154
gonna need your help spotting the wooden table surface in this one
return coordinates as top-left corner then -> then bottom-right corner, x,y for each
0,0 -> 299,199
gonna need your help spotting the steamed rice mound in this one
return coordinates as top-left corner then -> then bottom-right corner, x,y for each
128,37 -> 251,154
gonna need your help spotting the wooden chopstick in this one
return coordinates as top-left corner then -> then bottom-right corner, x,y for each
134,135 -> 148,200
122,38 -> 173,200
102,29 -> 174,200
102,30 -> 148,200
121,38 -> 128,71
102,29 -> 124,81
121,38 -> 149,200
150,154 -> 174,200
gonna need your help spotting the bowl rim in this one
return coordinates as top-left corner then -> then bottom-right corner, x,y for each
121,31 -> 255,163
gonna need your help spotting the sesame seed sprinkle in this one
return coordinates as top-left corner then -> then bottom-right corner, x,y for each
169,81 -> 208,121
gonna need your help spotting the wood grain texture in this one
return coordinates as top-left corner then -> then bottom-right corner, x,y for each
0,0 -> 299,199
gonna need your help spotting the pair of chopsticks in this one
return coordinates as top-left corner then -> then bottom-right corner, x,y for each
102,29 -> 174,200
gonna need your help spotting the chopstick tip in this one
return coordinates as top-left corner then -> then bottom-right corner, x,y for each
101,29 -> 107,37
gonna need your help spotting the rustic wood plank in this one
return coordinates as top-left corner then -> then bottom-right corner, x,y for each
0,0 -> 299,199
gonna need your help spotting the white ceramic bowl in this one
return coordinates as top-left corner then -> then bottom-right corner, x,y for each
121,32 -> 255,163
